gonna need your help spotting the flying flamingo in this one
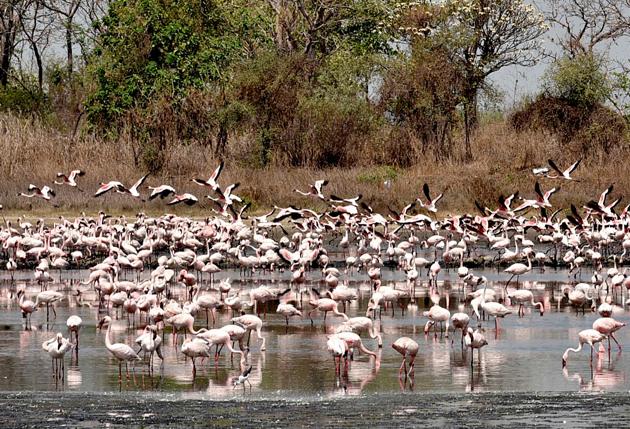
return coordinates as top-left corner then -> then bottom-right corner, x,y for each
392,337 -> 419,377
94,181 -> 127,197
547,158 -> 581,180
55,169 -> 85,187
148,185 -> 176,200
167,193 -> 198,206
19,184 -> 56,200
294,179 -> 328,200
417,183 -> 443,213
98,316 -> 141,379
192,160 -> 224,190
562,329 -> 607,368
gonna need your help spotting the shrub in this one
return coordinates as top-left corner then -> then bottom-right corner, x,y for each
544,54 -> 611,108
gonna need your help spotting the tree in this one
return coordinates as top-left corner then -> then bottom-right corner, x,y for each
398,0 -> 548,160
42,0 -> 81,75
265,0 -> 393,59
544,0 -> 630,58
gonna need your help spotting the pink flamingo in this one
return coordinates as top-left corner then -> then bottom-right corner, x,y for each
592,317 -> 625,353
562,329 -> 607,368
392,337 -> 419,377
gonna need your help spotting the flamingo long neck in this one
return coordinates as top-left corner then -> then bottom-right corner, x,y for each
105,322 -> 114,351
531,296 -> 544,312
563,343 -> 583,360
358,341 -> 377,358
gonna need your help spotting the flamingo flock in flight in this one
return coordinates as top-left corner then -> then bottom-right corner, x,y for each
1,157 -> 629,388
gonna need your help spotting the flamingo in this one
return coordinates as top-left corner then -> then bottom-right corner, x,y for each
66,315 -> 82,350
192,160 -> 224,190
507,289 -> 544,317
17,290 -> 37,328
97,316 -> 141,379
35,290 -> 64,320
195,328 -> 247,369
19,184 -> 55,200
181,338 -> 212,378
294,179 -> 328,200
327,334 -> 349,375
335,331 -> 378,361
42,333 -> 74,379
465,328 -> 488,368
167,193 -> 198,206
336,316 -> 383,348
55,169 -> 85,187
592,317 -> 625,353
475,279 -> 512,335
94,181 -> 127,197
423,301 -> 451,338
392,337 -> 419,377
135,325 -> 163,371
417,183 -> 443,213
547,158 -> 581,180
148,185 -> 176,200
562,329 -> 607,368
503,254 -> 532,289
307,289 -> 349,324
450,310 -> 470,348
276,302 -> 302,326
231,314 -> 266,351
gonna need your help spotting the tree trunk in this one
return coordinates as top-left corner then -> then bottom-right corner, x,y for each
0,8 -> 16,87
32,42 -> 44,91
462,87 -> 479,161
66,20 -> 73,75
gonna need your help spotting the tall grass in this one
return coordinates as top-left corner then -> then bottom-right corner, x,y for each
1,113 -> 628,216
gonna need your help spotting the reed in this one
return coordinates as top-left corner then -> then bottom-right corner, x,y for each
1,113 -> 628,217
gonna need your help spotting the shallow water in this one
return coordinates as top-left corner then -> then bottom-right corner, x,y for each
1,267 -> 629,398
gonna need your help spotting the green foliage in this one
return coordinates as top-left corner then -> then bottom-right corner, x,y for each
544,54 -> 611,108
86,0 -> 251,127
357,165 -> 399,184
0,84 -> 48,115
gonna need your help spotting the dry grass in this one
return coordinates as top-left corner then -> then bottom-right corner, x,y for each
1,113 -> 628,218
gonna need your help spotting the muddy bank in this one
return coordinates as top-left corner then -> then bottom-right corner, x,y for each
1,392 -> 626,428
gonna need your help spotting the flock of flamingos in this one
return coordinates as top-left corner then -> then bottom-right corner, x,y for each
1,158 -> 629,389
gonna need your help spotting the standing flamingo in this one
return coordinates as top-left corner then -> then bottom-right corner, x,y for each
592,317 -> 625,353
66,315 -> 82,350
42,333 -> 74,379
98,316 -> 141,380
562,329 -> 607,368
507,289 -> 544,317
392,337 -> 419,377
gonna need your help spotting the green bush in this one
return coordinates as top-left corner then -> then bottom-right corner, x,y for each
544,54 -> 611,108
